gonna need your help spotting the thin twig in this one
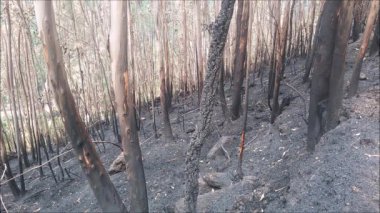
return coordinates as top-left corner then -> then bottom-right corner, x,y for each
92,141 -> 123,151
140,134 -> 155,145
220,144 -> 231,161
182,107 -> 200,116
283,81 -> 308,121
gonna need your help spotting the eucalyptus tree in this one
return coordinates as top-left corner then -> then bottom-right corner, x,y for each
34,1 -> 126,211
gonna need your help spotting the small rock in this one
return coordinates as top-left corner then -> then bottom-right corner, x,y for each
186,128 -> 195,134
175,176 -> 260,212
202,172 -> 232,189
359,73 -> 367,80
359,138 -> 374,146
108,152 -> 125,175
198,177 -> 212,195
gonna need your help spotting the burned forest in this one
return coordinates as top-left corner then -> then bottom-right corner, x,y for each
0,0 -> 379,212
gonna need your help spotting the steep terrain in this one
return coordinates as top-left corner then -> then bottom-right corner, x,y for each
1,39 -> 379,212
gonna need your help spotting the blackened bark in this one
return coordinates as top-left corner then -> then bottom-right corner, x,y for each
230,0 -> 249,120
268,1 -> 280,111
303,3 -> 323,83
184,0 -> 235,211
326,0 -> 354,130
158,1 -> 174,141
0,121 -> 20,198
271,1 -> 290,123
307,1 -> 353,151
218,59 -> 229,119
307,1 -> 341,151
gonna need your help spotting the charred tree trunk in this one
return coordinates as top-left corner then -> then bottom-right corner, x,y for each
184,0 -> 235,211
237,0 -> 251,179
271,1 -> 290,123
157,1 -> 174,141
369,15 -> 380,56
326,0 -> 354,130
303,3 -> 323,83
348,0 -> 380,97
34,2 -> 126,212
268,1 -> 280,111
0,121 -> 20,198
218,59 -> 229,120
287,0 -> 296,58
110,2 -> 149,212
307,0 -> 353,151
230,0 -> 250,120
307,1 -> 341,151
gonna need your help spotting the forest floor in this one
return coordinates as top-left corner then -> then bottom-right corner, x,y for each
1,40 -> 379,212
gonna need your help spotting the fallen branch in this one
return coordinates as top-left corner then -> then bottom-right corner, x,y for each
1,164 -> 9,213
182,107 -> 200,116
0,149 -> 73,186
283,81 -> 308,122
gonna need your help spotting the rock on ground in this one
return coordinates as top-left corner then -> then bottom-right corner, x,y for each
108,152 -> 125,174
175,176 -> 262,212
202,172 -> 233,189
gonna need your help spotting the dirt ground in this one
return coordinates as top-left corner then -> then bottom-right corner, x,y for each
1,39 -> 379,212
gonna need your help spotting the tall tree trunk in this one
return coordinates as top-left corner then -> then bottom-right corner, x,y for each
157,1 -> 174,141
110,1 -> 149,212
184,0 -> 235,211
307,0 -> 353,151
326,0 -> 354,130
196,0 -> 204,96
230,0 -> 250,120
218,59 -> 229,120
182,1 -> 189,94
348,0 -> 380,97
287,0 -> 296,58
307,1 -> 341,151
270,0 -> 290,123
34,2 -> 126,212
237,0 -> 251,179
267,1 -> 280,111
16,29 -> 31,167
